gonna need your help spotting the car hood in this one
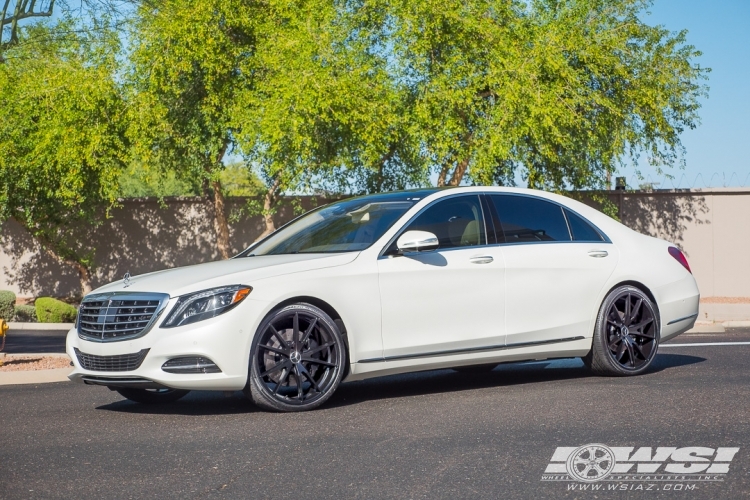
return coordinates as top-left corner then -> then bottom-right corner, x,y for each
91,253 -> 358,298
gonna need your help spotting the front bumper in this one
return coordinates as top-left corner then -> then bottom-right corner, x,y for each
67,298 -> 270,391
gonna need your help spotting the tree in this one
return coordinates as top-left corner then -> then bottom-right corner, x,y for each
0,19 -> 127,296
127,0 -> 261,259
354,0 -> 707,195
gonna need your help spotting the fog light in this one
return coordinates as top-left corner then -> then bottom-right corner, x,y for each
162,357 -> 222,374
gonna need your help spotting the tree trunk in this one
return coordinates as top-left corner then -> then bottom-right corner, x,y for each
448,156 -> 471,186
211,179 -> 231,259
41,246 -> 92,298
437,162 -> 452,187
254,177 -> 281,242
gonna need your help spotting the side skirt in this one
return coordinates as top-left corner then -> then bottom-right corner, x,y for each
357,336 -> 586,364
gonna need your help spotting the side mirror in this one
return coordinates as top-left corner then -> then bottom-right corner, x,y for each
396,230 -> 439,253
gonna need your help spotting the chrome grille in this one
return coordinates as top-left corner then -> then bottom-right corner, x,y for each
77,292 -> 169,342
74,348 -> 149,372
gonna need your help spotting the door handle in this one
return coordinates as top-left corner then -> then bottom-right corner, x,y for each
588,250 -> 608,258
470,255 -> 494,264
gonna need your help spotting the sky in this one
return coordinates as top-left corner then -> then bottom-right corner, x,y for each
624,0 -> 750,188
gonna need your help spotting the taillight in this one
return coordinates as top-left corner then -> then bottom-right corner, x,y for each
668,246 -> 691,274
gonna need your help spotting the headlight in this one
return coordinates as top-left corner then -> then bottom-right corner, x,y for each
162,285 -> 252,328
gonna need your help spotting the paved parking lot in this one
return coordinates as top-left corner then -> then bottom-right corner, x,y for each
1,329 -> 749,499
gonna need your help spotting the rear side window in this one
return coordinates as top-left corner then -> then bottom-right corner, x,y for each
565,208 -> 604,242
490,195 -> 571,243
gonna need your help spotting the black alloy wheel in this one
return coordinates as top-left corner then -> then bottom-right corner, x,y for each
246,303 -> 346,412
585,285 -> 659,376
114,387 -> 189,404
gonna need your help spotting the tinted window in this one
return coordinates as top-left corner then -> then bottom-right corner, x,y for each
565,209 -> 604,242
491,195 -> 571,242
405,195 -> 486,249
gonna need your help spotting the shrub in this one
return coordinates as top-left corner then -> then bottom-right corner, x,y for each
35,297 -> 78,323
0,290 -> 16,321
14,305 -> 38,322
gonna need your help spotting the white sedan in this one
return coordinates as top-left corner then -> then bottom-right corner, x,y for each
67,187 -> 699,411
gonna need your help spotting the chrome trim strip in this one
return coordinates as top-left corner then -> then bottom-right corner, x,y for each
667,312 -> 699,326
356,336 -> 586,363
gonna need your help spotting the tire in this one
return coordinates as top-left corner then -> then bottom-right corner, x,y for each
585,285 -> 660,376
245,303 -> 347,412
451,364 -> 497,374
114,387 -> 190,404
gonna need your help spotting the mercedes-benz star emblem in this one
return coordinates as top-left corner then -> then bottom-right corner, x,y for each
123,272 -> 132,288
290,351 -> 302,364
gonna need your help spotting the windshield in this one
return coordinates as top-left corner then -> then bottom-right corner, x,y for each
244,191 -> 435,256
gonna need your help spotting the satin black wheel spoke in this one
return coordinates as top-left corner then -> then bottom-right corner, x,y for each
293,366 -> 304,401
304,342 -> 334,356
293,313 -> 300,352
301,317 -> 317,344
624,294 -> 632,325
631,329 -> 655,339
631,317 -> 654,332
260,359 -> 290,378
297,363 -> 321,392
631,298 -> 643,324
608,337 -> 622,351
608,307 -> 623,326
632,341 -> 646,358
268,324 -> 288,348
615,342 -> 627,361
273,367 -> 290,395
302,357 -> 335,367
625,342 -> 636,367
258,344 -> 288,356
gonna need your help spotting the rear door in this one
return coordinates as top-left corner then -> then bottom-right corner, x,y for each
489,194 -> 618,345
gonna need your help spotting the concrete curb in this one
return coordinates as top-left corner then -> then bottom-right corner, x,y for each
0,353 -> 72,386
8,322 -> 74,331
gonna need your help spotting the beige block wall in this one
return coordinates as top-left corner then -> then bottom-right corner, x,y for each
1,189 -> 748,300
618,188 -> 750,299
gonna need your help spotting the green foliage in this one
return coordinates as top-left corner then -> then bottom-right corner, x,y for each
0,290 -> 16,321
119,163 -> 199,198
0,18 -> 127,289
35,297 -> 78,323
220,162 -> 266,197
14,304 -> 37,322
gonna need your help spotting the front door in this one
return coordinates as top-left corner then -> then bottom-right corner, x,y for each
377,195 -> 505,359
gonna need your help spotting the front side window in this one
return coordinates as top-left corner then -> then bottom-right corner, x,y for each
491,195 -> 571,243
404,195 -> 486,249
245,193 -> 430,255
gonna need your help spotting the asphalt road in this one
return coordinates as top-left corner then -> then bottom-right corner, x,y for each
1,329 -> 749,499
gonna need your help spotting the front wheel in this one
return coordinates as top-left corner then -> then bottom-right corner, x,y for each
114,387 -> 189,404
245,303 -> 346,412
584,285 -> 660,376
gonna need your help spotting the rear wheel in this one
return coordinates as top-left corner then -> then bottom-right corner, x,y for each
585,285 -> 659,376
114,387 -> 189,404
245,303 -> 346,412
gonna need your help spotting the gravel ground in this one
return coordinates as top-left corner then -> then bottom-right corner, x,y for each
0,354 -> 71,372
